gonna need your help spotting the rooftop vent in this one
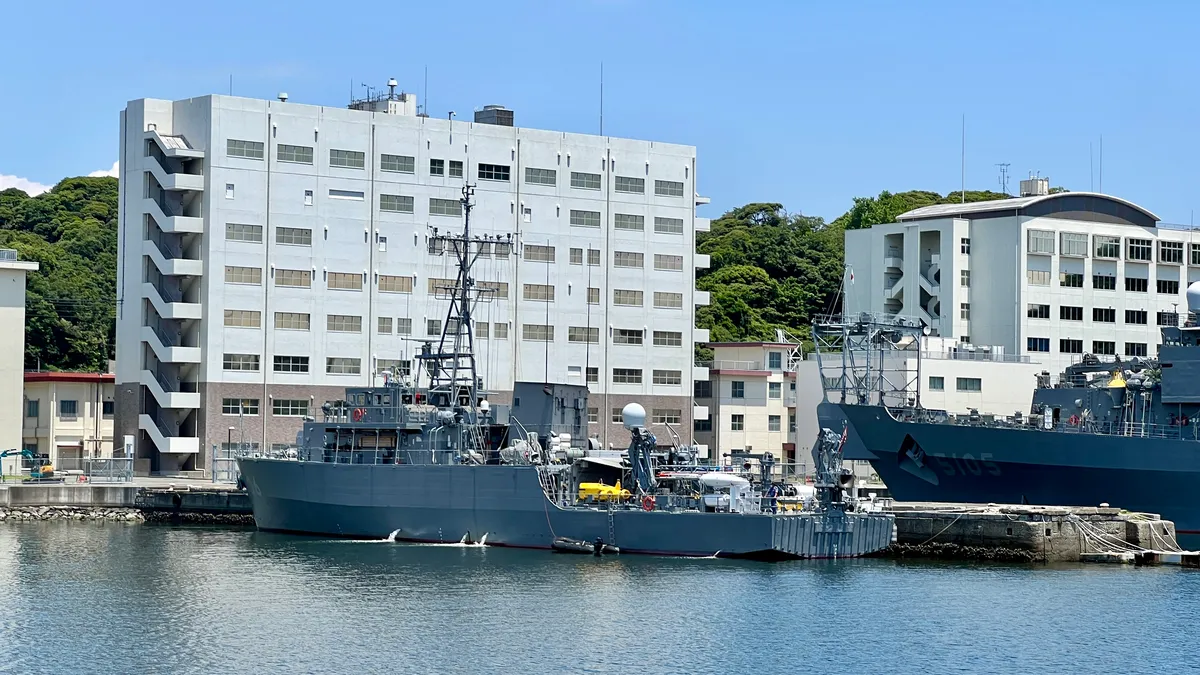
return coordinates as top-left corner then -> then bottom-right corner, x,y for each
474,105 -> 514,127
1020,175 -> 1050,197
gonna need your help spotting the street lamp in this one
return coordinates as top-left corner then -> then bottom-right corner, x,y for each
227,426 -> 236,455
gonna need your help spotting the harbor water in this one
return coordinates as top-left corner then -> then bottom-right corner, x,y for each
2,522 -> 1199,675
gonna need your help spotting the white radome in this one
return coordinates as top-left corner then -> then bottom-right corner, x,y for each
621,402 -> 646,430
1187,281 -> 1200,314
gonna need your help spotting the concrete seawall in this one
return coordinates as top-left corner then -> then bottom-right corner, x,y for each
0,482 -> 252,524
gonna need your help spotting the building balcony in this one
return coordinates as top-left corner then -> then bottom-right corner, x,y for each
693,328 -> 710,343
141,326 -> 201,364
695,253 -> 711,269
884,255 -> 904,272
143,240 -> 203,277
692,365 -> 710,382
142,282 -> 202,320
146,153 -> 204,192
140,370 -> 201,410
695,290 -> 711,306
695,217 -> 711,233
695,194 -> 711,206
138,414 -> 199,454
143,198 -> 203,234
145,130 -> 204,159
700,360 -> 764,372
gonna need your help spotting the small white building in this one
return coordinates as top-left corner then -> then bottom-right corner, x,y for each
844,183 -> 1187,379
0,250 -> 38,478
22,372 -> 116,472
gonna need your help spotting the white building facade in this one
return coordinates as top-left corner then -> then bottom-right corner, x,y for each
116,92 -> 711,474
844,189 -> 1187,380
0,250 -> 38,478
22,372 -> 116,471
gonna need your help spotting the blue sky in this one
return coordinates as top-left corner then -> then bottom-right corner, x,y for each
1,0 -> 1196,224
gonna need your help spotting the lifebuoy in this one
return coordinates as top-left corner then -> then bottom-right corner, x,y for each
1182,416 -> 1191,427
642,496 -> 655,512
1067,415 -> 1080,426
352,408 -> 366,422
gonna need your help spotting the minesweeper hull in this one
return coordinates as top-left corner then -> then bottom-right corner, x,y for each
237,458 -> 894,560
838,403 -> 1200,536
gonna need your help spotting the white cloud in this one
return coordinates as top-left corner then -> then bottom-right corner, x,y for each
0,174 -> 51,196
88,161 -> 119,178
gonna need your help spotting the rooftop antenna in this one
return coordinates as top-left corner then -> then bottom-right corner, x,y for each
599,62 -> 604,136
424,66 -> 429,116
228,74 -> 233,96
1098,134 -> 1104,194
996,162 -> 1010,195
1089,142 -> 1094,192
960,114 -> 966,203
387,77 -> 397,99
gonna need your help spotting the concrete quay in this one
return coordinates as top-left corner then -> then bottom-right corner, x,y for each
0,478 -> 252,524
883,502 -> 1183,563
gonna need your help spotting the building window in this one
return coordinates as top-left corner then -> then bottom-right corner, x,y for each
1094,235 -> 1121,259
523,244 -> 555,262
1027,337 -> 1050,352
1059,339 -> 1083,354
494,323 -> 508,339
587,287 -> 600,305
568,327 -> 599,343
1027,230 -> 1055,255
277,144 -> 313,164
522,324 -> 554,342
329,149 -> 365,169
586,367 -> 598,383
478,163 -> 510,181
1060,232 -> 1088,257
653,370 -> 682,385
1125,277 -> 1148,293
1158,311 -> 1179,327
956,377 -> 982,392
654,180 -> 684,197
960,238 -> 971,254
226,223 -> 263,243
379,275 -> 413,294
614,214 -> 645,231
614,251 -> 644,268
654,254 -> 684,271
328,272 -> 363,291
1125,342 -> 1148,357
275,269 -> 312,288
223,309 -> 261,328
380,194 -> 415,213
588,249 -> 601,266
221,398 -> 259,415
732,381 -> 745,399
960,270 -> 970,287
613,368 -> 642,384
59,400 -> 78,417
377,359 -> 411,377
694,418 -> 713,433
273,356 -> 309,373
1093,274 -> 1117,290
789,413 -> 796,433
380,154 -> 415,173
397,318 -> 413,335
1157,279 -> 1181,295
448,160 -> 464,178
1160,241 -> 1184,264
272,399 -> 310,417
587,407 -> 599,424
476,321 -> 489,339
225,266 -> 262,285
731,414 -> 744,431
614,176 -> 645,194
768,352 -> 782,369
326,357 -> 362,375
1093,341 -> 1116,355
769,382 -> 782,399
274,312 -> 310,331
570,248 -> 583,265
653,331 -> 682,347
426,319 -> 442,336
1027,304 -> 1050,319
304,190 -> 313,206
611,408 -> 624,423
648,408 -> 681,426
25,399 -> 38,418
226,139 -> 264,160
429,198 -> 462,217
613,289 -> 643,306
929,376 -> 944,390
100,400 -> 114,416
1059,306 -> 1083,321
1059,273 -> 1084,288
1093,308 -> 1116,323
570,210 -> 601,228
478,281 -> 509,299
276,226 -> 312,246
328,189 -> 364,201
768,415 -> 781,432
327,314 -> 363,333
613,329 -> 644,345
522,283 -> 555,302
223,353 -> 260,371
655,217 -> 684,234
571,172 -> 601,190
1191,243 -> 1200,266
1026,269 -> 1050,286
525,167 -> 556,186
1127,238 -> 1152,261
654,292 -> 683,309
225,183 -> 235,199
1125,309 -> 1148,325
694,380 -> 713,398
958,303 -> 970,320
430,159 -> 445,176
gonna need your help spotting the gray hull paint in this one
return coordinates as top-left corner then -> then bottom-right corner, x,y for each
238,458 -> 895,559
838,404 -> 1200,535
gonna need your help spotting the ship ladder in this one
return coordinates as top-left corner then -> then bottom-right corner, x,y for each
607,501 -> 617,548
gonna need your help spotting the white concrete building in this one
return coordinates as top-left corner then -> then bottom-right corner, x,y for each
22,372 -> 116,471
844,184 -> 1189,379
116,89 -> 711,474
0,249 -> 38,477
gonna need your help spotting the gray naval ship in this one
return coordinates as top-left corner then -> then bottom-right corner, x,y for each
237,185 -> 894,560
816,291 -> 1200,540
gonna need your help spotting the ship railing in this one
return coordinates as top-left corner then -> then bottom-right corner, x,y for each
935,415 -> 1200,441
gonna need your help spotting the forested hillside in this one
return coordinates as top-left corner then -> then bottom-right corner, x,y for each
0,177 -> 117,371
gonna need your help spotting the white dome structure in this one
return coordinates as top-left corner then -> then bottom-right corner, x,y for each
1187,281 -> 1200,314
621,402 -> 646,430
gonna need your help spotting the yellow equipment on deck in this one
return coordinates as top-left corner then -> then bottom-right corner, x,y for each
577,480 -> 629,502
